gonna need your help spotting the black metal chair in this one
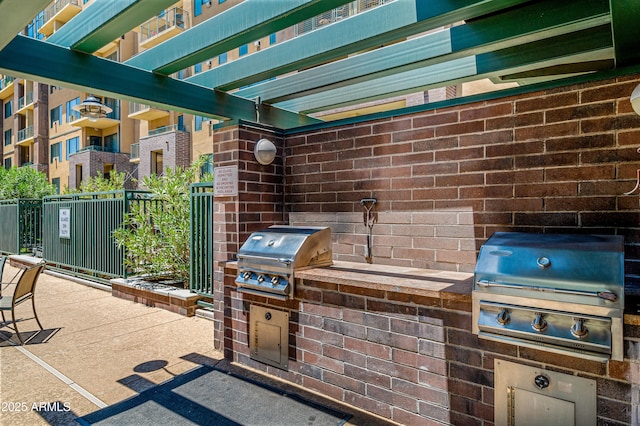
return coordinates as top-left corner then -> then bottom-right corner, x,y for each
0,256 -> 5,281
0,262 -> 46,345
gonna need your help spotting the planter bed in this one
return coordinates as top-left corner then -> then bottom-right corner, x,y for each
111,277 -> 202,316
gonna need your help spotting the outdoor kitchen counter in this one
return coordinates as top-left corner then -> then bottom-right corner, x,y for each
225,260 -> 474,302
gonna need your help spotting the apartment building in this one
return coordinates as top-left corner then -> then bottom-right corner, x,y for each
0,0 -> 238,191
0,0 -> 470,191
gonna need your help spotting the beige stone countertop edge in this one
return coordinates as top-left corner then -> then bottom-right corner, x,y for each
223,260 -> 473,299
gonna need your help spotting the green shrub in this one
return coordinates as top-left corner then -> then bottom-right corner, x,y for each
0,166 -> 56,199
64,170 -> 127,194
113,160 -> 205,286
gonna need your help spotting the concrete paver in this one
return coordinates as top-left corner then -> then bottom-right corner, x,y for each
0,264 -> 394,426
0,264 -> 222,425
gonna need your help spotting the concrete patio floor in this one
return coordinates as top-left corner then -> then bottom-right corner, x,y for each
0,263 -> 393,426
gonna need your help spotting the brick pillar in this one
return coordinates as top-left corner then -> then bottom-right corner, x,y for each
32,83 -> 49,172
211,124 -> 284,353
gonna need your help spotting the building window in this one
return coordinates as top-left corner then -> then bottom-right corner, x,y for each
89,136 -> 102,149
26,12 -> 45,40
4,129 -> 11,146
219,52 -> 227,65
219,0 -> 226,3
194,62 -> 202,74
104,133 -> 119,153
4,100 -> 12,118
4,157 -> 11,170
269,33 -> 276,45
194,115 -> 206,131
66,136 -> 79,159
239,44 -> 248,56
50,142 -> 62,163
66,97 -> 80,122
194,0 -> 205,17
50,105 -> 62,127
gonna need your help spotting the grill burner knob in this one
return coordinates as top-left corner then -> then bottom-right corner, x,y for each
496,308 -> 510,325
271,276 -> 280,286
534,374 -> 550,390
536,256 -> 551,269
532,312 -> 547,332
571,319 -> 589,338
242,271 -> 251,280
257,274 -> 265,283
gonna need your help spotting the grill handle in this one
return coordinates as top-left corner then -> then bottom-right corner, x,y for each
476,279 -> 618,302
238,254 -> 293,264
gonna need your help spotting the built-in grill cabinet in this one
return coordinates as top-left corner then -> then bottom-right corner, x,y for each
236,226 -> 332,299
472,232 -> 624,361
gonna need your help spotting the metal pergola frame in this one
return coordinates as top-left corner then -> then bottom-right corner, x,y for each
0,0 -> 639,130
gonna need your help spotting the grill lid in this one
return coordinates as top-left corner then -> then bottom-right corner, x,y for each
475,232 -> 624,295
237,225 -> 332,268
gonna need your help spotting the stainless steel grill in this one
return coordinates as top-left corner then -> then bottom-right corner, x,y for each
472,232 -> 624,361
235,226 -> 332,299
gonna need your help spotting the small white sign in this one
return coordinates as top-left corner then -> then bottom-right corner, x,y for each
214,165 -> 238,197
59,208 -> 71,239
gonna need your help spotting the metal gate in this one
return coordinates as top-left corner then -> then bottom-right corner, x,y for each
0,199 -> 42,255
42,190 -> 152,282
190,183 -> 214,298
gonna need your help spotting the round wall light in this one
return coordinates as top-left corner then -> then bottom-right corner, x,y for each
631,83 -> 640,116
254,138 -> 277,165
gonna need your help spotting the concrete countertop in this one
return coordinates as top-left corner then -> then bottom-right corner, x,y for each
224,260 -> 474,301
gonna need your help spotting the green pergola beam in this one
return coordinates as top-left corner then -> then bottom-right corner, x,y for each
46,0 -> 176,53
187,0 -> 533,91
125,0 -> 354,75
609,0 -> 640,66
235,0 -> 611,103
275,25 -> 613,113
0,36 -> 320,128
0,0 -> 50,51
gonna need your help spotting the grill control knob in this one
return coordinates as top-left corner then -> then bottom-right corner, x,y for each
537,257 -> 551,269
242,271 -> 251,280
271,276 -> 280,286
257,274 -> 265,283
571,319 -> 589,338
534,374 -> 550,390
496,308 -> 510,325
532,312 -> 547,332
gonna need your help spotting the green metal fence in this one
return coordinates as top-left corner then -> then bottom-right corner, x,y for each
42,190 -> 152,282
0,199 -> 42,255
190,183 -> 214,298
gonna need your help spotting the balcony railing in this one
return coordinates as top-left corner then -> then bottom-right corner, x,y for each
17,126 -> 34,142
43,0 -> 81,25
127,102 -> 170,121
139,7 -> 188,44
130,143 -> 140,161
18,92 -> 34,110
147,124 -> 187,137
295,0 -> 391,35
129,102 -> 151,114
0,76 -> 15,91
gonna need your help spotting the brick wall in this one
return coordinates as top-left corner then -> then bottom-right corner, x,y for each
137,129 -> 191,182
68,151 -> 135,189
286,75 -> 640,294
221,270 -> 633,425
210,74 -> 640,425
